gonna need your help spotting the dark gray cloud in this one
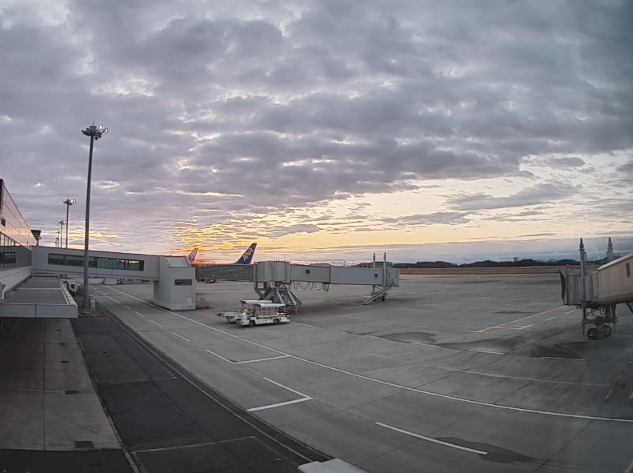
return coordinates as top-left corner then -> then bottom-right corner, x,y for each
381,212 -> 470,226
538,157 -> 586,168
616,159 -> 633,178
0,0 -> 631,254
447,183 -> 577,211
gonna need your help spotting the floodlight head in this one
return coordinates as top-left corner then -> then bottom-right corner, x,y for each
94,124 -> 108,140
64,198 -> 76,205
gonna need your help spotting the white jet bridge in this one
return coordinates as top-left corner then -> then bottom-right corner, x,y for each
560,238 -> 633,339
253,253 -> 399,313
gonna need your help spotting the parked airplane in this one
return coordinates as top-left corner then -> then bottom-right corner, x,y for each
235,243 -> 257,265
186,248 -> 198,264
187,243 -> 257,265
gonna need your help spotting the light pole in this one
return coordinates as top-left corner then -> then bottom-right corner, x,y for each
81,124 -> 108,312
58,220 -> 65,247
63,199 -> 76,248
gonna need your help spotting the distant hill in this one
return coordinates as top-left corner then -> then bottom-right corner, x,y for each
356,257 -> 616,269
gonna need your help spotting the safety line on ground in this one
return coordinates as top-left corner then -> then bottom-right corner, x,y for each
477,306 -> 564,333
263,377 -> 311,398
172,331 -> 191,342
235,355 -> 290,364
247,397 -> 312,412
134,436 -> 256,454
375,422 -> 488,455
205,349 -> 234,364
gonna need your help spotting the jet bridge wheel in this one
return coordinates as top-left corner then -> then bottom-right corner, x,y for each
249,320 -> 255,327
600,325 -> 613,337
586,327 -> 600,340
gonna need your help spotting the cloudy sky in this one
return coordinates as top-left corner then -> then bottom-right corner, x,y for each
1,0 -> 632,263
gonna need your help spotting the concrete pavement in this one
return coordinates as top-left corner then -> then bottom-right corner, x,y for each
94,274 -> 633,472
0,317 -> 130,472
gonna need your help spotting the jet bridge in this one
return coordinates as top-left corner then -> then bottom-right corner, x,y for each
560,238 -> 633,339
253,254 -> 399,313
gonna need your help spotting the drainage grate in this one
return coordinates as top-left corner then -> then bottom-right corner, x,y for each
60,360 -> 70,364
74,441 -> 94,449
65,390 -> 79,395
58,342 -> 66,346
100,351 -> 111,355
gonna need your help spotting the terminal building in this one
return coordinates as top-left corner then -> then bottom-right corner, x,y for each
0,177 -> 195,318
0,178 -> 36,298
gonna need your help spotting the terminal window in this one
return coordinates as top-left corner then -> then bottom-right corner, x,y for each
0,233 -> 17,269
48,253 -> 145,271
0,250 -> 17,267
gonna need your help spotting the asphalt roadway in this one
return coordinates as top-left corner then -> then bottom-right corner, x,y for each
71,315 -> 328,473
93,274 -> 633,473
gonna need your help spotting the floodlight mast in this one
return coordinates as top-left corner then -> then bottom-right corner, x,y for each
58,220 -> 65,247
63,198 -> 76,249
80,124 -> 108,312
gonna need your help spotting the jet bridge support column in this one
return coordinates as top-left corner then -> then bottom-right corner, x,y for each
254,281 -> 303,314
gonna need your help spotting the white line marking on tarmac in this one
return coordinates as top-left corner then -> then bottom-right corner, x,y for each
566,310 -> 576,314
115,300 -> 122,304
247,397 -> 312,412
545,316 -> 557,321
478,306 -> 564,332
149,320 -> 162,327
467,349 -> 505,355
134,437 -> 257,453
205,349 -> 234,364
135,311 -> 145,317
376,422 -> 488,456
263,377 -> 310,398
124,305 -> 131,310
107,286 -> 633,423
236,355 -> 290,364
542,356 -> 585,361
172,332 -> 191,342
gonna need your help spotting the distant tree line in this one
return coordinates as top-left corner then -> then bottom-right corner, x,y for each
356,257 -> 613,269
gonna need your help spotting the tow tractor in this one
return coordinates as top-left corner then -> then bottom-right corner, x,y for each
237,302 -> 289,327
218,299 -> 274,323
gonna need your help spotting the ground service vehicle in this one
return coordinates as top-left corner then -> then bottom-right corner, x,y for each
237,302 -> 289,327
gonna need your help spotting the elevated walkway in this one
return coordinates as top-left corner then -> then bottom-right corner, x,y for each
3,247 -> 197,314
196,264 -> 254,282
32,247 -> 160,281
254,260 -> 399,313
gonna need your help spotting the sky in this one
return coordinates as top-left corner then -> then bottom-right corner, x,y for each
1,0 -> 632,263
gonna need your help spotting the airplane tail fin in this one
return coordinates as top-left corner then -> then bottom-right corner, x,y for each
235,243 -> 257,265
187,248 -> 199,264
